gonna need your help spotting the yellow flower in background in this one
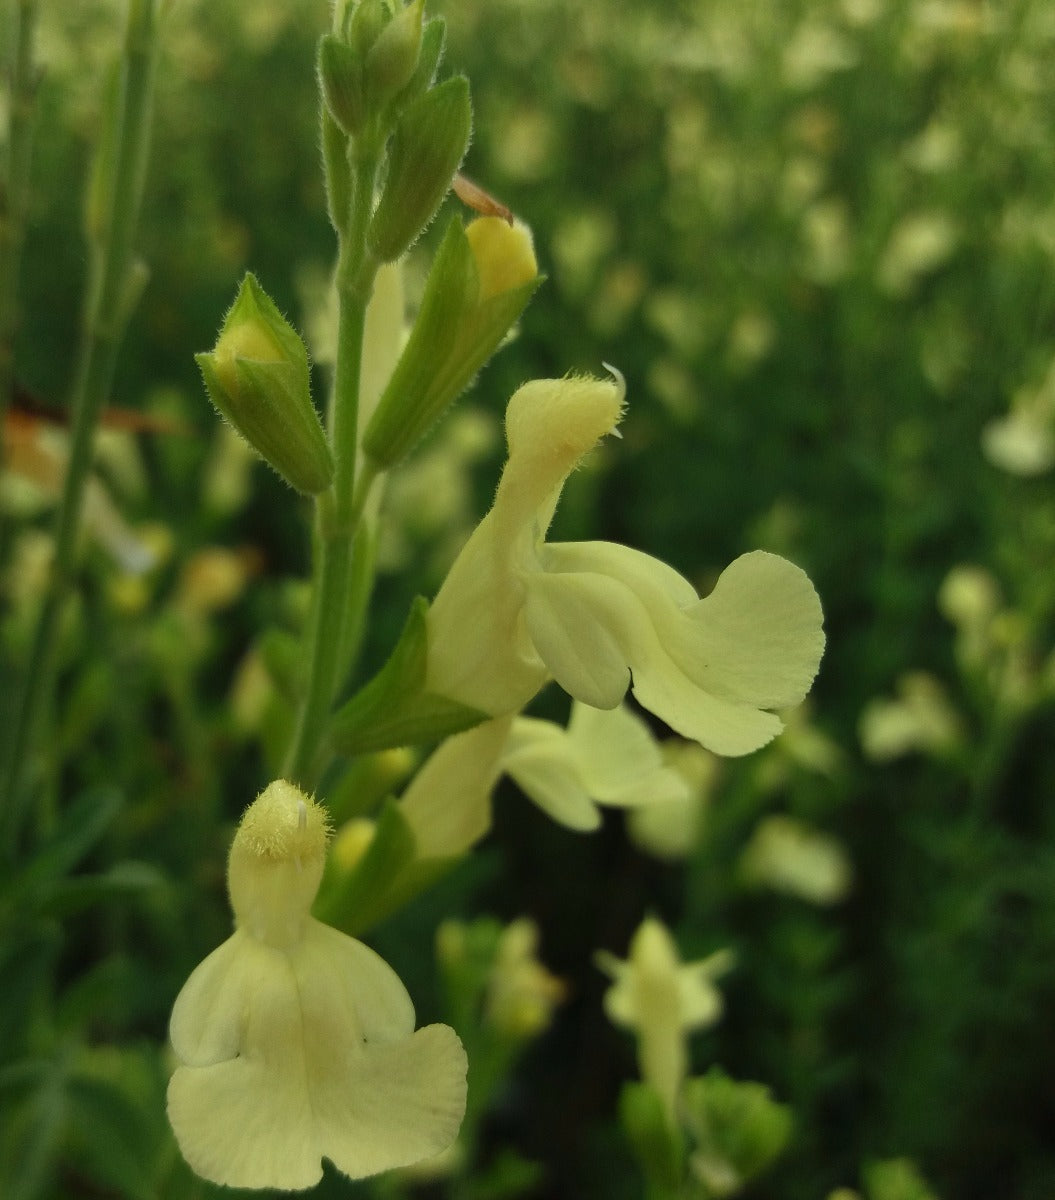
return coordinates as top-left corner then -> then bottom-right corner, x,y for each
597,917 -> 732,1122
738,814 -> 852,905
485,917 -> 566,1039
426,374 -> 825,756
858,671 -> 963,762
167,780 -> 467,1190
502,700 -> 690,832
627,741 -> 719,860
398,702 -> 687,858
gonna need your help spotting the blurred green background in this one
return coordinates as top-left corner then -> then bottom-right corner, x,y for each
2,0 -> 1055,1197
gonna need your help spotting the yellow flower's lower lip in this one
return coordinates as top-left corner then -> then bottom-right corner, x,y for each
168,782 -> 468,1189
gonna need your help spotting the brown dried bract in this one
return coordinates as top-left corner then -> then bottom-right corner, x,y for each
453,173 -> 514,225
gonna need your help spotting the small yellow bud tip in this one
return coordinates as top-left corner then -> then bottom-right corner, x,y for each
465,217 -> 539,302
215,320 -> 285,368
233,780 -> 330,864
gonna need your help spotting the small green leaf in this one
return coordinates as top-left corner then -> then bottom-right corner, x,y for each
315,798 -> 453,935
2,788 -> 121,906
619,1081 -> 686,1192
863,1158 -> 940,1200
329,597 -> 487,753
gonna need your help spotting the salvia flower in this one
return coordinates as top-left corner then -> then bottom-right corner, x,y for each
597,917 -> 732,1122
398,702 -> 682,858
425,374 -> 825,756
502,700 -> 690,832
167,780 -> 467,1190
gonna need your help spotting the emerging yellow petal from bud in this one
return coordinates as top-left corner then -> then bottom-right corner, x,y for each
212,317 -> 285,388
465,216 -> 538,302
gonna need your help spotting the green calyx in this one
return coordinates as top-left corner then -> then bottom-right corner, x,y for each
197,273 -> 333,495
367,75 -> 472,263
363,218 -> 541,468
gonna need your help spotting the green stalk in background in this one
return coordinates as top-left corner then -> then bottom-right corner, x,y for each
0,0 -> 39,424
1,0 -> 162,851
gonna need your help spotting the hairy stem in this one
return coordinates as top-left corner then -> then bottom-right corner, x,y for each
282,137 -> 382,786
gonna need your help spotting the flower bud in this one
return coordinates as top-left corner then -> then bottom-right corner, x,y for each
368,75 -> 472,263
319,33 -> 367,137
365,0 -> 425,112
465,215 -> 538,299
343,0 -> 386,52
197,273 -> 334,495
363,216 -> 540,468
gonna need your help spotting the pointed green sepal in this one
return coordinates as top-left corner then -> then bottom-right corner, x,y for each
321,105 -> 353,234
344,0 -> 387,56
197,273 -> 333,495
314,798 -> 456,935
364,217 -> 541,467
329,596 -> 488,752
368,75 -> 471,263
318,34 -> 367,137
618,1082 -> 686,1193
395,17 -> 445,106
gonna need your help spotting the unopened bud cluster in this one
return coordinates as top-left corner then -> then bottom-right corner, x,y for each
319,0 -> 471,254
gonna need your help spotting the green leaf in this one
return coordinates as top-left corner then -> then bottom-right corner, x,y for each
619,1081 -> 686,1193
1,788 -> 121,907
329,597 -> 487,753
0,1051 -> 69,1200
38,861 -> 164,919
314,797 -> 452,935
66,1047 -> 169,1200
682,1068 -> 793,1196
863,1158 -> 940,1200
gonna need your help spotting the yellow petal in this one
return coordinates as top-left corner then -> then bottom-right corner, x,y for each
502,717 -> 601,831
168,920 -> 466,1188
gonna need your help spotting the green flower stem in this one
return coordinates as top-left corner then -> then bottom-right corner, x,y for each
1,0 -> 160,850
0,0 -> 39,425
282,138 -> 382,785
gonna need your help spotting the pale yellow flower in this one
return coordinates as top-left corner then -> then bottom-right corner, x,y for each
425,375 -> 825,756
502,701 -> 691,832
739,815 -> 852,905
398,703 -> 687,857
597,918 -> 732,1121
858,671 -> 963,761
627,741 -> 718,860
485,918 -> 566,1038
167,781 -> 467,1190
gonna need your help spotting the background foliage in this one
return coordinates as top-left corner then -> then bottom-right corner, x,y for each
2,0 -> 1054,1197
